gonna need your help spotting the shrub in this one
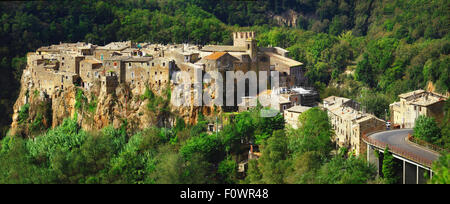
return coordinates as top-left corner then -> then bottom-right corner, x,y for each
18,104 -> 30,124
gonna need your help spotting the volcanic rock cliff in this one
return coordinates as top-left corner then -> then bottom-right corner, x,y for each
10,68 -> 219,137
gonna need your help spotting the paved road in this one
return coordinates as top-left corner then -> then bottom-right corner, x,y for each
369,129 -> 440,162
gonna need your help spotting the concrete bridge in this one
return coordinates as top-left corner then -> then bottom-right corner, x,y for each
363,129 -> 441,184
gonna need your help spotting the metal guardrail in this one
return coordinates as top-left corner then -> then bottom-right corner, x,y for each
362,131 -> 434,167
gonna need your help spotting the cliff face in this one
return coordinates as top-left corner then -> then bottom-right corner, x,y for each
10,68 -> 219,136
269,9 -> 301,27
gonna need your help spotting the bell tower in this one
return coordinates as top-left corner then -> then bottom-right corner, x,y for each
233,31 -> 256,47
245,37 -> 257,61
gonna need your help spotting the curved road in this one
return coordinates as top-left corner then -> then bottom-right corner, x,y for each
369,129 -> 440,162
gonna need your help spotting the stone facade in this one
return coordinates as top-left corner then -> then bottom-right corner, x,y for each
390,90 -> 448,128
284,105 -> 312,129
324,96 -> 385,156
24,31 -> 306,113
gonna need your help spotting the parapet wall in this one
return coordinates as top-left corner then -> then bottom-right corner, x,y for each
233,31 -> 256,47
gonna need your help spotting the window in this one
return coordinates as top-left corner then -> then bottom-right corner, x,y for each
163,62 -> 165,66
131,72 -> 135,79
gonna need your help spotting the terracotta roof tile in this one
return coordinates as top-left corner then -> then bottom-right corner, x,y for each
204,52 -> 227,60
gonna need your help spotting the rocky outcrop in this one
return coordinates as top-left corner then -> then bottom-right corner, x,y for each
10,68 -> 220,136
269,9 -> 301,27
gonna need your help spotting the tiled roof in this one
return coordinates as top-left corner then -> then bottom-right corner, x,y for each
204,52 -> 228,60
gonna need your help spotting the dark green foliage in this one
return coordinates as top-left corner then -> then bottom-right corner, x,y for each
440,100 -> 450,150
74,88 -> 87,111
217,156 -> 237,184
414,115 -> 442,145
382,146 -> 398,184
316,155 -> 376,184
430,153 -> 449,184
355,53 -> 375,87
180,133 -> 220,162
0,114 -> 222,184
257,130 -> 289,184
287,107 -> 333,158
358,90 -> 390,119
18,103 -> 30,124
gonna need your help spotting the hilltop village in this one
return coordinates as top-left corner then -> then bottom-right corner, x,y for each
11,32 -> 448,158
12,32 -> 314,134
26,31 -> 307,96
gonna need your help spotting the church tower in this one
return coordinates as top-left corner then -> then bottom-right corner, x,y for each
233,31 -> 257,61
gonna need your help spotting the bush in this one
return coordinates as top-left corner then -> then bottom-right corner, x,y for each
414,115 -> 442,145
18,104 -> 30,124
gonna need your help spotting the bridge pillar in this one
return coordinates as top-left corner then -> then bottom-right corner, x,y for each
366,145 -> 380,176
403,161 -> 405,184
404,161 -> 417,184
416,165 -> 419,184
418,166 -> 428,184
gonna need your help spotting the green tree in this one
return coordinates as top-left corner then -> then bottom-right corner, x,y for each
258,130 -> 289,184
316,155 -> 376,184
382,146 -> 398,184
287,107 -> 333,158
414,115 -> 442,145
217,156 -> 237,184
355,53 -> 375,87
429,153 -> 449,184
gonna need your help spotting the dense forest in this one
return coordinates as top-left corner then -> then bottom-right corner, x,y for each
0,106 -> 382,184
0,0 -> 449,183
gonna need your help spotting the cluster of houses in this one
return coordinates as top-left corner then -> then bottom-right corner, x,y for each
283,90 -> 447,156
26,31 -> 312,103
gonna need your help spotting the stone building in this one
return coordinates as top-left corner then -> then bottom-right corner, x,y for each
390,90 -> 447,128
79,58 -> 102,90
284,105 -> 312,129
324,96 -> 385,156
25,31 -> 306,117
